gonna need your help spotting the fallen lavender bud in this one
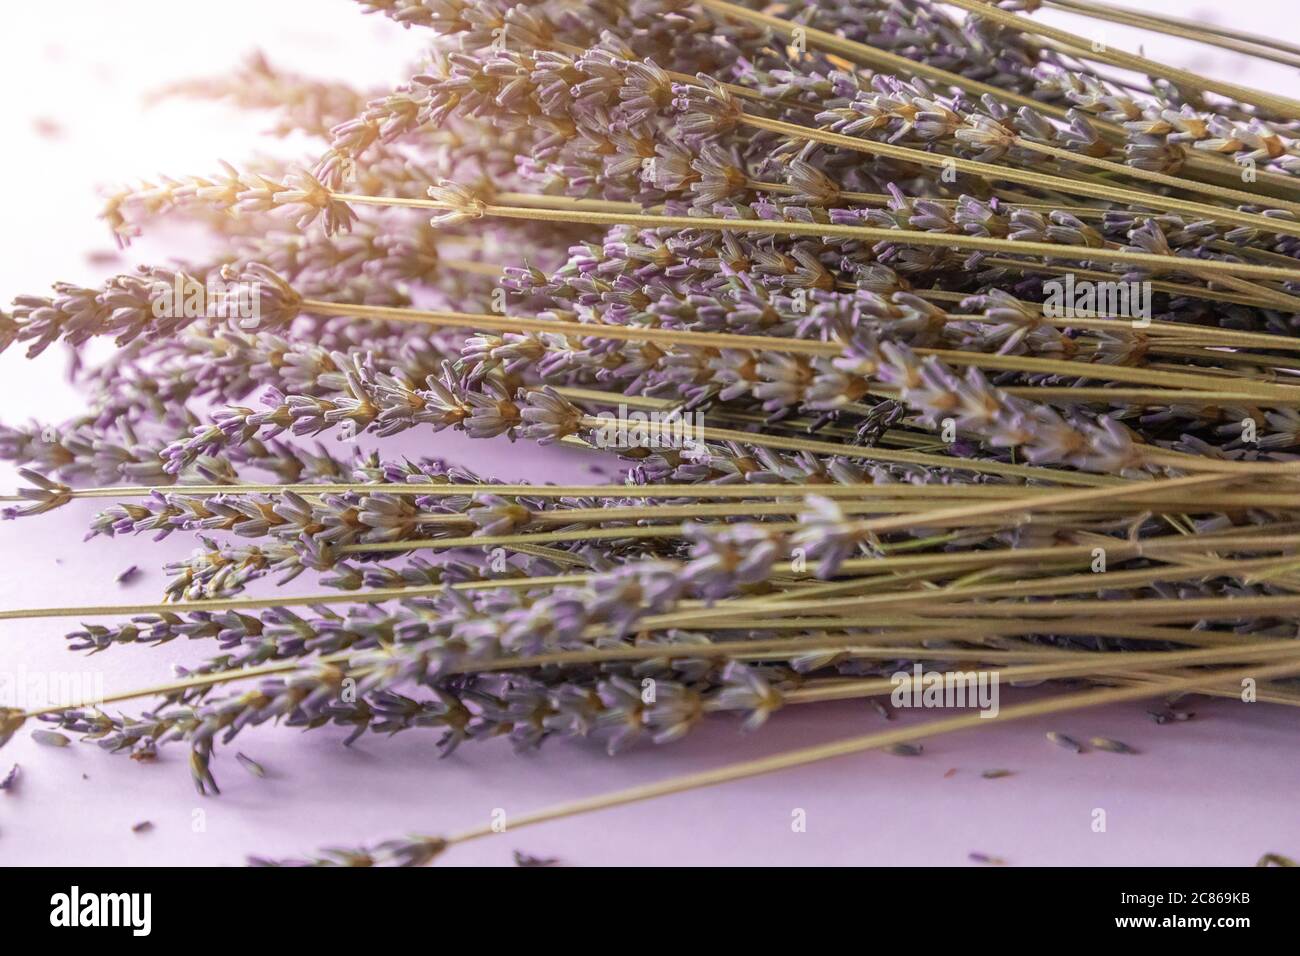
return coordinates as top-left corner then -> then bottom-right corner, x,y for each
1089,736 -> 1139,755
513,850 -> 560,867
1046,731 -> 1085,753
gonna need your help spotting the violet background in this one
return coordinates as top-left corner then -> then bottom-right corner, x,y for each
0,0 -> 1297,866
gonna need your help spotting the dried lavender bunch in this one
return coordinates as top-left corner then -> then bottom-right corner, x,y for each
5,0 -> 1300,867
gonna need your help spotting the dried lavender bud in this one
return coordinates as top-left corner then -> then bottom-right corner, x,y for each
249,833 -> 448,867
106,165 -> 356,242
886,743 -> 923,757
1147,706 -> 1196,724
1046,731 -> 1085,753
236,752 -> 266,777
0,764 -> 18,792
1,469 -> 72,519
32,730 -> 71,748
1089,736 -> 1139,754
513,849 -> 560,867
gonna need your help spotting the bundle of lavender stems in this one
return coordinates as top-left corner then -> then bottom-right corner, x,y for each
5,0 -> 1300,866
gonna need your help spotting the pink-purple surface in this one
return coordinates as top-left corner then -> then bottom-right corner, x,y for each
1,1 -> 1297,866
